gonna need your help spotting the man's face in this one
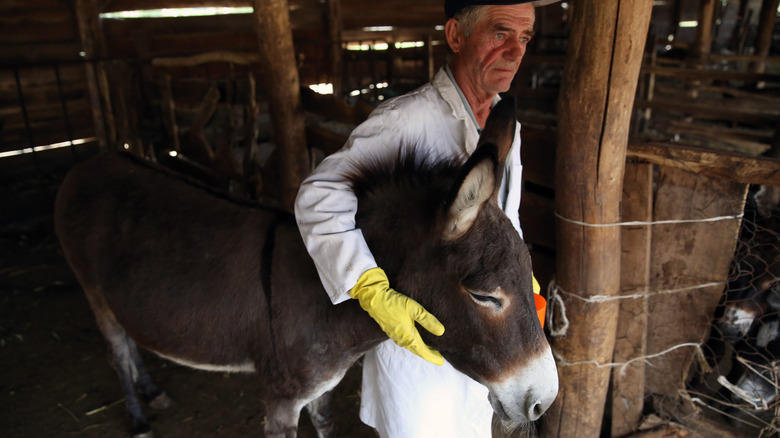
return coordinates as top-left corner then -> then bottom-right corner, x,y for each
451,4 -> 536,95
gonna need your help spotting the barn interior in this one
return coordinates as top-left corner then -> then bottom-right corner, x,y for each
1,0 -> 779,437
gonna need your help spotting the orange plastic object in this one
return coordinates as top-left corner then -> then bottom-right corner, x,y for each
535,294 -> 547,328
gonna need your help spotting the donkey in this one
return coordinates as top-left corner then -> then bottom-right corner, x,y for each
54,97 -> 558,437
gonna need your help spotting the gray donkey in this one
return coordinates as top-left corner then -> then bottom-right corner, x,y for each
54,97 -> 558,437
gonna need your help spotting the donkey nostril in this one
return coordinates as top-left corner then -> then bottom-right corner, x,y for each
530,402 -> 543,420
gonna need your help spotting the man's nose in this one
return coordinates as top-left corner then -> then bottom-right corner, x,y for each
504,39 -> 526,61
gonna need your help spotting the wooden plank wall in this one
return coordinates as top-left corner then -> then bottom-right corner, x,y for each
644,167 -> 747,394
101,12 -> 444,96
2,0 -> 83,65
0,65 -> 94,151
101,14 -> 334,86
0,0 -> 99,178
1,1 -> 444,185
612,162 -> 749,435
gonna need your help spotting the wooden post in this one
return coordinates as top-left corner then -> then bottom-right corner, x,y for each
158,74 -> 181,153
728,0 -> 751,52
610,163 -> 652,437
75,0 -> 109,150
426,34 -> 435,82
253,0 -> 310,211
692,0 -> 716,59
326,0 -> 343,97
369,45 -> 378,100
244,73 -> 260,196
638,38 -> 657,134
540,1 -> 652,437
688,0 -> 716,101
750,0 -> 780,77
110,61 -> 142,156
669,0 -> 682,42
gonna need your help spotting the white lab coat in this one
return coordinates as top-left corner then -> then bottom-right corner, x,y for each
294,67 -> 524,438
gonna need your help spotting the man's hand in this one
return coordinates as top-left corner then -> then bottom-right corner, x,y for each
350,267 -> 445,365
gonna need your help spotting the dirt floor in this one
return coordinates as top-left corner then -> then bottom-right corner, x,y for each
0,178 -> 374,438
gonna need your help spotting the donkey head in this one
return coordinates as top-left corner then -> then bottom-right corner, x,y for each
429,98 -> 558,423
352,97 -> 558,423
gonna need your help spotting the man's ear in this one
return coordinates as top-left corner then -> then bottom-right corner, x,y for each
445,19 -> 463,53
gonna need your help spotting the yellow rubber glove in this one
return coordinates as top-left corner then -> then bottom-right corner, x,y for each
350,267 -> 445,365
533,275 -> 541,295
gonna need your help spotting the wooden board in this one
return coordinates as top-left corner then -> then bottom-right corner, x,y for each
611,162 -> 653,436
645,166 -> 747,396
519,126 -> 556,189
627,142 -> 780,187
518,190 -> 556,249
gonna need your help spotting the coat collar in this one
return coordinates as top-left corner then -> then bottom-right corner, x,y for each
433,66 -> 501,155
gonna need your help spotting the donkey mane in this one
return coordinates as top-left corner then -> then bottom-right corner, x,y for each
345,147 -> 463,201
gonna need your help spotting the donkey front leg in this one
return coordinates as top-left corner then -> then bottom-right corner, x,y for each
306,390 -> 336,438
263,399 -> 301,438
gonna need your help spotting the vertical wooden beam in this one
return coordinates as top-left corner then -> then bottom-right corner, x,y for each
690,0 -> 716,100
75,0 -> 108,150
426,34 -> 435,82
729,0 -> 751,53
97,60 -> 117,146
158,74 -> 181,153
244,73 -> 259,196
669,0 -> 682,42
253,0 -> 310,211
325,0 -> 343,97
387,42 -> 396,88
637,38 -> 657,134
110,61 -> 142,156
369,46 -> 378,100
693,0 -> 716,58
540,1 -> 652,437
611,162 -> 652,437
750,0 -> 780,77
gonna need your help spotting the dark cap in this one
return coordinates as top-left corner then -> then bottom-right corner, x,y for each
445,0 -> 560,18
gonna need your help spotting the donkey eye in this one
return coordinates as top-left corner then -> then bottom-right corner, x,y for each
469,292 -> 502,309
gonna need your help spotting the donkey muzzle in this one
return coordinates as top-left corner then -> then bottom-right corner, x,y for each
486,346 -> 558,422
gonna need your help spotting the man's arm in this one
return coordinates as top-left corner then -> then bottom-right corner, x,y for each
294,104 -> 445,365
295,152 -> 379,304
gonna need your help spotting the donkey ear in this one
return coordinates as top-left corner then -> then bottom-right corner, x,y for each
442,144 -> 498,240
476,96 -> 517,171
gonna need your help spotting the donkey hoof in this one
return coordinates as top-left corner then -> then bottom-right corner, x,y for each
147,392 -> 173,410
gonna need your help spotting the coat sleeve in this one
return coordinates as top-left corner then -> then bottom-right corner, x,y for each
295,106 -> 408,304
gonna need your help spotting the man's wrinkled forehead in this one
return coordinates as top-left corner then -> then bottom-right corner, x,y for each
445,0 -> 560,18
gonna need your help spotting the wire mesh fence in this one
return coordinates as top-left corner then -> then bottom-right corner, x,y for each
689,184 -> 780,437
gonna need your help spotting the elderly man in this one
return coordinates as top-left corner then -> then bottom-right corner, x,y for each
295,1 -> 556,436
